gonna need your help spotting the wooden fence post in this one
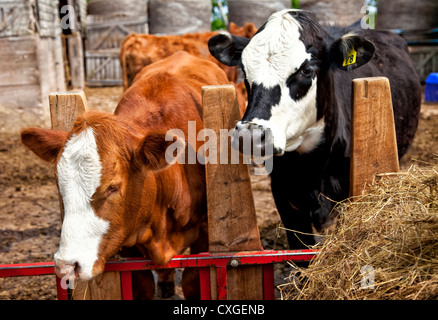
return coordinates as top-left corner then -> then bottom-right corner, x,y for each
49,91 -> 122,300
350,77 -> 400,196
49,91 -> 88,132
202,85 -> 264,300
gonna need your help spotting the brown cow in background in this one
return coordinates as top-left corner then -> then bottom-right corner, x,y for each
120,23 -> 257,117
120,22 -> 257,89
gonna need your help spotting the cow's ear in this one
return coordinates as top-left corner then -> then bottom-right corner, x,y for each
21,128 -> 68,163
329,33 -> 375,71
208,32 -> 250,66
136,132 -> 186,171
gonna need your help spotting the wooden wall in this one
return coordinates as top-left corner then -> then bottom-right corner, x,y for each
0,0 -> 65,137
84,0 -> 148,86
0,0 -> 61,38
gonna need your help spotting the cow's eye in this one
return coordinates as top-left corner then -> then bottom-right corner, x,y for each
301,67 -> 313,77
107,185 -> 118,196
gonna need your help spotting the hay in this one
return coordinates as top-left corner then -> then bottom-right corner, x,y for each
280,164 -> 438,300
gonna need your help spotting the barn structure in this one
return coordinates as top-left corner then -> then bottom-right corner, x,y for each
84,0 -> 149,86
376,0 -> 438,82
0,0 -> 65,137
59,0 -> 87,90
1,0 -> 437,138
83,0 -> 215,86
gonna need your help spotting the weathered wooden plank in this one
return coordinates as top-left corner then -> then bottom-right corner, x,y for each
36,0 -> 61,37
49,91 -> 88,132
0,0 -> 36,37
0,51 -> 39,87
350,77 -> 399,196
85,49 -> 123,86
38,36 -> 66,102
71,272 -> 122,300
202,85 -> 262,252
202,84 -> 263,300
0,37 -> 38,86
0,35 -> 65,136
66,32 -> 85,89
0,0 -> 60,37
85,16 -> 148,50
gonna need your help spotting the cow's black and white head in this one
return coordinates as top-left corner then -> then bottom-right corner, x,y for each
209,9 -> 375,156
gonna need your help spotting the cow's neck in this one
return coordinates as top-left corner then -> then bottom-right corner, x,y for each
130,164 -> 195,264
316,63 -> 350,155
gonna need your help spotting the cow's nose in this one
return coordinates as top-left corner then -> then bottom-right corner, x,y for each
54,259 -> 79,281
232,122 -> 273,157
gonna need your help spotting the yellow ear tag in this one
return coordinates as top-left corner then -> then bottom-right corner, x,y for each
343,47 -> 357,67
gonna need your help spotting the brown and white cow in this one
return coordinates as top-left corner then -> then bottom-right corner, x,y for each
20,51 -> 230,299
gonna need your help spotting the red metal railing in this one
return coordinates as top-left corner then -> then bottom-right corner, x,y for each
0,249 -> 317,300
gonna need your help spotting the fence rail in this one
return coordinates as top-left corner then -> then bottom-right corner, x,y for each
0,249 -> 317,300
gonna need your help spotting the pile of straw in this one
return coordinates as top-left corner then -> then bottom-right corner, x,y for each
280,164 -> 438,300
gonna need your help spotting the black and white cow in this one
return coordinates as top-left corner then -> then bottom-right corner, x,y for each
208,9 -> 421,249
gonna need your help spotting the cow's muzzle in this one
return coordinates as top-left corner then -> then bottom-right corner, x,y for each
232,122 -> 279,157
54,255 -> 105,283
54,260 -> 79,285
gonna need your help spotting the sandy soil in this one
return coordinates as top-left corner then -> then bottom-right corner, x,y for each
0,86 -> 436,300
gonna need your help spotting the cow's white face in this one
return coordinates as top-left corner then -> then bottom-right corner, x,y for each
54,127 -> 109,281
209,10 -> 376,156
21,111 -> 188,283
209,9 -> 375,157
237,10 -> 323,155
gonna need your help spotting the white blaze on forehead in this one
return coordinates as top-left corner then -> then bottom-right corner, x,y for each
55,127 -> 109,280
241,9 -> 311,88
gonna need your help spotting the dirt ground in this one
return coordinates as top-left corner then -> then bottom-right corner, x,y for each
0,86 -> 437,300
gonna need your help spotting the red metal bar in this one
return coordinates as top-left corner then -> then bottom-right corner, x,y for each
0,261 -> 55,277
0,250 -> 317,277
263,264 -> 275,300
0,249 -> 317,300
100,249 -> 317,272
216,266 -> 228,300
55,276 -> 69,300
120,271 -> 133,300
199,267 -> 211,300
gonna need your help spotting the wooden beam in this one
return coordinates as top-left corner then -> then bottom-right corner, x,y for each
49,91 -> 88,131
202,85 -> 263,300
66,33 -> 85,89
70,272 -> 122,300
350,77 -> 399,196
